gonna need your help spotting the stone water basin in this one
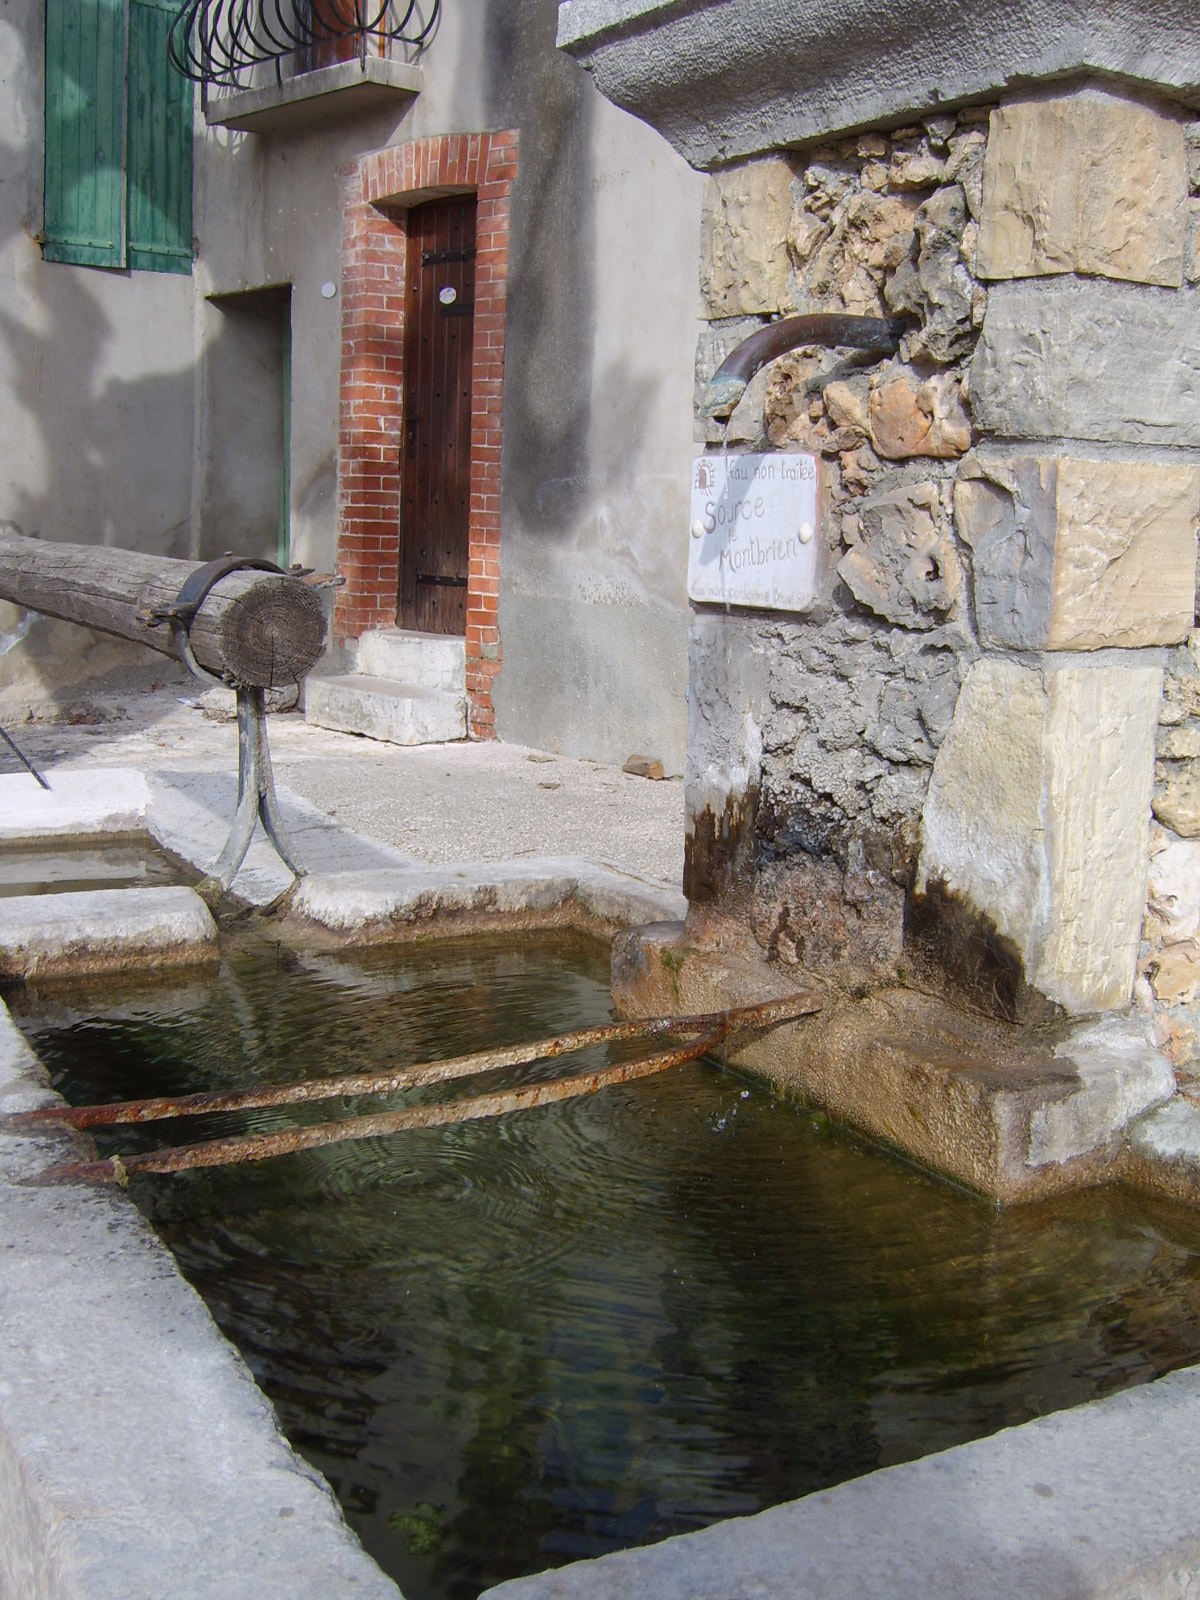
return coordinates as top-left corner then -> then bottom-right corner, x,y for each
0,837 -> 187,898
13,930 -> 1200,1600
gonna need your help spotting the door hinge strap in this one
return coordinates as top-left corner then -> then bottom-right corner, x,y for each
422,248 -> 477,266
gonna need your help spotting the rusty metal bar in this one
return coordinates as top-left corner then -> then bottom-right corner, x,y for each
8,993 -> 820,1131
0,725 -> 50,790
36,1032 -> 726,1185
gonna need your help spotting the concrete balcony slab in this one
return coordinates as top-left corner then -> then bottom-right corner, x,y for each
205,56 -> 421,135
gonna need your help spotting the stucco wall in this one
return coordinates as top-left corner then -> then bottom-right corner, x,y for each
0,0 -> 197,563
193,0 -> 701,770
0,0 -> 198,711
488,11 -> 701,770
0,0 -> 700,766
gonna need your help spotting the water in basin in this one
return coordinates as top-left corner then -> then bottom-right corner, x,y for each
13,931 -> 1200,1600
0,836 -> 187,896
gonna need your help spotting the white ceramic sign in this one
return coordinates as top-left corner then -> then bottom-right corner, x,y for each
687,453 -> 819,611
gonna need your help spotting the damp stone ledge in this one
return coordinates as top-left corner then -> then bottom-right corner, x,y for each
0,1003 -> 402,1600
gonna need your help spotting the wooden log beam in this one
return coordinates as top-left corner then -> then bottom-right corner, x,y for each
0,533 -> 327,689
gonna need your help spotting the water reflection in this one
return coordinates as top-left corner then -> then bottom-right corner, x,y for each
14,933 -> 1200,1600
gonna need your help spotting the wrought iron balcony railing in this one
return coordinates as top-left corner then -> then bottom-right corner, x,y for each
167,0 -> 440,89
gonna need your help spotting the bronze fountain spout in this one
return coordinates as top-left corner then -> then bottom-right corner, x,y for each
702,313 -> 908,421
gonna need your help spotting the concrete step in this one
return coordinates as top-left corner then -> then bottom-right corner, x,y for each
304,674 -> 466,745
355,629 -> 465,692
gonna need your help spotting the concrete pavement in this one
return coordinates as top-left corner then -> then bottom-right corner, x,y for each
0,685 -> 686,889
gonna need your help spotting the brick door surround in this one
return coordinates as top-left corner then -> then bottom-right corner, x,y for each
336,130 -> 517,738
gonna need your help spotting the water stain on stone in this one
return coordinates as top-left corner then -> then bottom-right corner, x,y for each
905,875 -> 1061,1027
684,787 -> 759,906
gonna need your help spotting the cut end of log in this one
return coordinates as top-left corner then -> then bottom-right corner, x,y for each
215,575 -> 327,688
0,533 -> 330,690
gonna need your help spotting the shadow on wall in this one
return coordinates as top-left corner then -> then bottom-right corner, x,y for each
197,287 -> 290,564
0,259 -> 196,559
0,31 -> 199,558
485,0 -> 596,539
0,229 -> 197,709
0,48 -> 200,711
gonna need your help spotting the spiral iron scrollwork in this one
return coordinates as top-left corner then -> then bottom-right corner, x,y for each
167,0 -> 440,88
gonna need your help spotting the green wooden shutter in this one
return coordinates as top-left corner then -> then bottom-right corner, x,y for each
126,0 -> 193,273
43,0 -> 127,267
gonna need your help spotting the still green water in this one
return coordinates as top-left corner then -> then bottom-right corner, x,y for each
14,932 -> 1200,1600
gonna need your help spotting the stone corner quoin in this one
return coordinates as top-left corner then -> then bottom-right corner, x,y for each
681,66 -> 1200,1049
975,86 -> 1190,290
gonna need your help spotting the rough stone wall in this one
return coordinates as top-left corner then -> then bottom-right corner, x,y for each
1143,635 -> 1200,1083
1124,119 -> 1200,1073
689,81 -> 1200,1028
690,111 -> 989,989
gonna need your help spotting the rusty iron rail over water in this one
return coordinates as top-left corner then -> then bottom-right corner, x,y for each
20,993 -> 820,1185
38,1037 -> 725,1185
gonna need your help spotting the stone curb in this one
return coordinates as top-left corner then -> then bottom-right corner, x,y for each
293,857 -> 688,938
0,1005 -> 402,1600
0,768 -> 150,842
0,886 -> 218,979
482,1364 -> 1200,1600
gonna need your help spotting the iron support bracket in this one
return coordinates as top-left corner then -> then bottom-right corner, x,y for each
196,685 -> 305,904
152,557 -> 307,902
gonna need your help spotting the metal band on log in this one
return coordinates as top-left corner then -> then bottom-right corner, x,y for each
0,533 -> 327,689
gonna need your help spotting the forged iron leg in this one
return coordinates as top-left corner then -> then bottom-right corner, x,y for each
198,687 -> 304,901
253,690 -> 303,877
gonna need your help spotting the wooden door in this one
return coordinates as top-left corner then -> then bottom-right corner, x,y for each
399,195 -> 476,636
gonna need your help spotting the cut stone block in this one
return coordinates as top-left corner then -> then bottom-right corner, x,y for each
0,886 -> 217,979
355,629 -> 466,692
916,657 -> 1161,1014
978,88 -> 1188,287
294,858 -> 686,938
699,157 -> 797,317
304,675 -> 466,745
970,279 -> 1200,445
608,929 -> 1172,1203
1032,1018 -> 1176,1167
1122,1097 -> 1200,1205
955,455 -> 1200,649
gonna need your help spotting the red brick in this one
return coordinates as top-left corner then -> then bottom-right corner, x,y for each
337,131 -> 516,727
